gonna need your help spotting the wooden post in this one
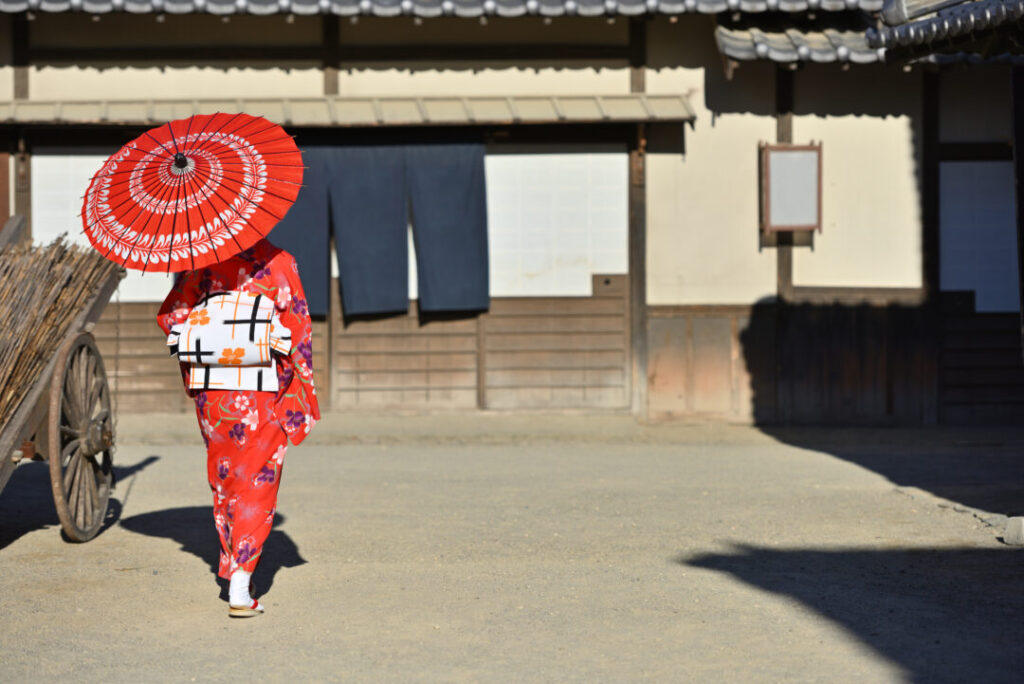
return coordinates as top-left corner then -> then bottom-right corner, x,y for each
476,312 -> 487,409
921,69 -> 941,423
12,14 -> 28,100
13,136 -> 30,238
0,151 -> 8,222
773,66 -> 794,423
1012,67 -> 1024,364
629,18 -> 646,94
629,124 -> 648,417
775,66 -> 794,301
322,15 -> 339,96
627,18 -> 647,417
922,70 -> 941,302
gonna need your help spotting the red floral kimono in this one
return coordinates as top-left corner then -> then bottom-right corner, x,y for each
157,239 -> 320,579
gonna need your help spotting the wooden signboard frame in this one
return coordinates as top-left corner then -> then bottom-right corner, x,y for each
760,142 -> 823,233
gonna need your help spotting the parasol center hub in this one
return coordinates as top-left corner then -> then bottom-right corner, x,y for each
171,153 -> 195,175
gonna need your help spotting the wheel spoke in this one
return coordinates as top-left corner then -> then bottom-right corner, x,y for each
77,457 -> 92,529
88,373 -> 104,418
60,438 -> 80,467
73,455 -> 86,528
62,381 -> 80,427
78,348 -> 91,422
63,447 -> 81,494
82,459 -> 98,527
83,351 -> 97,420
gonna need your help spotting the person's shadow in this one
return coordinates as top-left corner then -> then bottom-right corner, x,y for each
119,506 -> 306,598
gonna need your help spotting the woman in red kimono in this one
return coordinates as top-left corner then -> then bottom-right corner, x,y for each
157,238 -> 320,617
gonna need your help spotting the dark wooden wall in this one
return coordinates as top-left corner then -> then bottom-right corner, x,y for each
939,292 -> 1024,424
648,301 -> 935,425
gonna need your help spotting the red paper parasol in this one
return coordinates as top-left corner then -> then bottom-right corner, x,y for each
81,112 -> 303,272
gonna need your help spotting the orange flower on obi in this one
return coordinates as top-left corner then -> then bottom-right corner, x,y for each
219,348 -> 245,365
189,309 -> 211,326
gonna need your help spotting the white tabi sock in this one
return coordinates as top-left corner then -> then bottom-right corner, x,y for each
229,570 -> 254,606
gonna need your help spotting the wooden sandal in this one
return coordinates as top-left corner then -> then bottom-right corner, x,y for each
228,599 -> 265,617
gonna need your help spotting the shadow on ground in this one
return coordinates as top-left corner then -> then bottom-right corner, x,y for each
735,300 -> 1024,517
684,544 -> 1024,683
764,429 -> 1024,517
119,506 -> 306,597
0,456 -> 159,550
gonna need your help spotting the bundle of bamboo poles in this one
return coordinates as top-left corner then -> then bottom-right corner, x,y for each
0,238 -> 119,433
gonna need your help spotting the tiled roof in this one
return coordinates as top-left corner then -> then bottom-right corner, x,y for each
868,0 -> 1024,49
0,0 -> 884,15
0,93 -> 696,126
717,23 -> 885,61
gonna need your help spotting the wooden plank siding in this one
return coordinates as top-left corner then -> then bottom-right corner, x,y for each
939,292 -> 1024,423
648,302 -> 933,425
331,275 -> 631,410
93,301 -> 330,414
647,305 -> 770,422
482,275 -> 630,410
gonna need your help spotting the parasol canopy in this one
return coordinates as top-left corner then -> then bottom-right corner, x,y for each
81,112 -> 303,273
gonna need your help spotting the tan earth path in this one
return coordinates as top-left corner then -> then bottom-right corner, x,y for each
0,414 -> 1020,683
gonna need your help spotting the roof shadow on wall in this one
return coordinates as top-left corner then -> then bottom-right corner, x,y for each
681,544 -> 1024,683
735,298 -> 1024,518
648,16 -> 925,119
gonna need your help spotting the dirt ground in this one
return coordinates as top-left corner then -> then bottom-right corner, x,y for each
1,413 -> 1021,683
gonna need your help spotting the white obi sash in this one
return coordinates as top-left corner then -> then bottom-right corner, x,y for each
167,291 -> 291,393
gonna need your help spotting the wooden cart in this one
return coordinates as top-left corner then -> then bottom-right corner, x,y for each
0,216 -> 122,542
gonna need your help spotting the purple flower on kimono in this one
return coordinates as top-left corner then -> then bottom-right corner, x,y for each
297,340 -> 313,367
235,536 -> 257,566
291,297 -> 308,316
228,423 -> 246,444
253,464 -> 276,486
214,511 -> 230,545
252,261 -> 271,279
216,456 -> 230,480
226,496 -> 238,521
195,392 -> 208,411
285,410 -> 306,430
278,364 -> 294,388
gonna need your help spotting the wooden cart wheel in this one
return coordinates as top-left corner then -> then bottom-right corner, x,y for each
48,331 -> 114,542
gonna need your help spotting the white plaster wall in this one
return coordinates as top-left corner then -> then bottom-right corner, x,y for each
0,65 -> 12,101
30,66 -> 324,101
792,65 -> 923,289
939,65 -> 1012,143
31,149 -> 178,302
644,17 -> 777,306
